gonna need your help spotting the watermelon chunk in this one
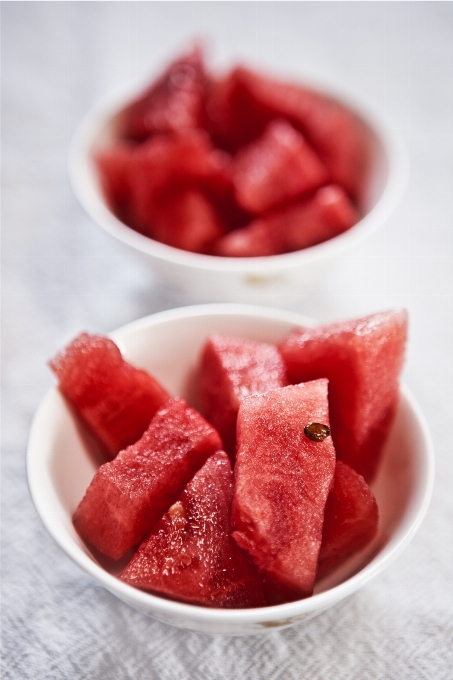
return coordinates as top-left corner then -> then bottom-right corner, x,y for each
232,119 -> 328,214
126,131 -> 230,237
231,380 -> 336,601
317,461 -> 379,580
122,47 -> 207,142
205,71 -> 273,153
214,185 -> 358,257
226,67 -> 370,201
49,333 -> 170,460
279,310 -> 408,481
148,187 -> 225,253
72,398 -> 222,559
120,451 -> 265,608
200,334 -> 288,457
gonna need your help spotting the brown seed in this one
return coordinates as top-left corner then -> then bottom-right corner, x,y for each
304,422 -> 331,442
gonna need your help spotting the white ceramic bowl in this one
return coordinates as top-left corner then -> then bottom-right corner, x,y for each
27,305 -> 433,635
69,77 -> 408,305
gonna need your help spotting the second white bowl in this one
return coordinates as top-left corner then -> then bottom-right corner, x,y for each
27,304 -> 433,635
69,75 -> 408,305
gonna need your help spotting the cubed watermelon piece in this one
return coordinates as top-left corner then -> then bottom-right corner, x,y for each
49,333 -> 170,460
229,67 -> 370,201
232,119 -> 328,214
231,380 -> 336,601
147,187 -> 225,253
205,71 -> 273,153
317,461 -> 379,580
120,451 -> 265,608
214,185 -> 358,257
72,398 -> 222,560
204,186 -> 253,240
279,310 -> 408,481
200,334 -> 288,457
122,47 -> 207,142
126,131 -> 230,237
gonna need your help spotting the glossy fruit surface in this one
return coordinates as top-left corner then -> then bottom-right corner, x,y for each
214,184 -> 358,257
279,310 -> 408,481
318,461 -> 379,579
122,47 -> 206,141
120,451 -> 265,608
73,398 -> 222,559
231,119 -> 328,214
200,333 -> 288,457
95,51 -> 367,257
232,380 -> 336,601
49,333 -> 170,459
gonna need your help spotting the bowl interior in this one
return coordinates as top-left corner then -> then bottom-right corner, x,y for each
27,305 -> 433,633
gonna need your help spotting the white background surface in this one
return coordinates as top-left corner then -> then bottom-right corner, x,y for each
2,2 -> 452,678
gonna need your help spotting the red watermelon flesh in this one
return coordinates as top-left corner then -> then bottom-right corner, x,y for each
126,131 -> 231,236
279,310 -> 408,482
204,185 -> 253,238
213,184 -> 358,257
49,333 -> 170,460
231,380 -> 336,601
232,119 -> 328,214
149,187 -> 225,253
317,461 -> 379,580
97,56 -> 372,254
73,398 -> 222,560
121,47 -> 207,142
120,451 -> 265,608
205,71 -> 274,153
228,67 -> 370,202
95,143 -> 135,223
200,334 -> 288,457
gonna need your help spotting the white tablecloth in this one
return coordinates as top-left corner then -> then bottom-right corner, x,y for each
2,3 -> 452,678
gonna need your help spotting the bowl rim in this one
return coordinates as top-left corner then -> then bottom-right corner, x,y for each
68,72 -> 409,274
27,304 -> 434,627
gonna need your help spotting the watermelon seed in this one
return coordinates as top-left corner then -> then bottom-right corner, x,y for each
304,423 -> 331,442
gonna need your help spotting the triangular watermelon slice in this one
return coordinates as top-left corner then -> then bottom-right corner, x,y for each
200,334 -> 288,457
231,119 -> 328,214
120,451 -> 265,608
73,398 -> 222,560
231,380 -> 336,601
317,461 -> 379,580
49,333 -> 170,460
121,46 -> 207,142
205,70 -> 273,153
279,310 -> 408,481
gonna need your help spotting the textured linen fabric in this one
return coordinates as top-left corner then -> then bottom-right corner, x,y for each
2,3 -> 453,678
